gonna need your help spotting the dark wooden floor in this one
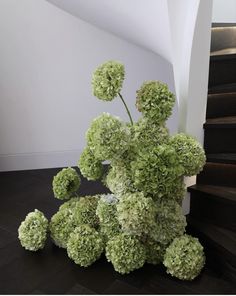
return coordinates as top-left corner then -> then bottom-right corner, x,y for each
0,167 -> 235,295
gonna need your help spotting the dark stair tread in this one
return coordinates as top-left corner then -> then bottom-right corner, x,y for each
188,184 -> 236,203
204,116 -> 236,128
210,52 -> 236,61
208,91 -> 236,100
187,217 -> 236,262
207,153 -> 236,164
211,48 -> 236,56
208,83 -> 236,94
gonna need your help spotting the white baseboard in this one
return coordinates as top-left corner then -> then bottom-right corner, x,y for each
0,150 -> 82,172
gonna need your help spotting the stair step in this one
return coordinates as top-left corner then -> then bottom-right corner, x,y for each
206,92 -> 236,119
208,54 -> 236,88
211,25 -> 236,53
188,184 -> 236,231
204,117 -> 236,153
208,83 -> 236,94
197,162 -> 236,187
187,217 -> 236,274
207,153 -> 236,164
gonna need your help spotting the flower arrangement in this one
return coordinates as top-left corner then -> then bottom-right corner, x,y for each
18,60 -> 206,280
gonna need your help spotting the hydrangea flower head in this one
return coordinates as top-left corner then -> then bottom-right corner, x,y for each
92,60 -> 125,101
52,167 -> 81,200
117,192 -> 157,236
78,147 -> 103,180
136,81 -> 175,123
67,225 -> 104,267
164,234 -> 205,280
131,144 -> 184,197
86,113 -> 130,160
170,133 -> 206,176
106,234 -> 146,274
18,209 -> 48,251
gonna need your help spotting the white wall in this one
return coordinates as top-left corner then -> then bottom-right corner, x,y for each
0,0 -> 176,171
48,0 -> 173,62
212,0 -> 236,23
168,0 -> 213,214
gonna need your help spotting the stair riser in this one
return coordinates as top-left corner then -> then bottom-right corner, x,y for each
206,95 -> 236,119
209,57 -> 236,88
190,191 -> 236,232
197,163 -> 236,187
204,128 -> 236,153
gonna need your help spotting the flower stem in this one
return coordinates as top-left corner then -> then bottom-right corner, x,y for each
118,93 -> 134,125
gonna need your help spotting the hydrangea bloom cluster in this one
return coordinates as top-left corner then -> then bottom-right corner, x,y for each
92,60 -> 125,101
106,234 -> 146,274
163,235 -> 205,280
67,225 -> 104,267
18,60 -> 206,280
18,209 -> 48,251
52,167 -> 81,200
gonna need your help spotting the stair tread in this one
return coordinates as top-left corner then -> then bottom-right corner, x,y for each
211,48 -> 236,56
208,92 -> 236,99
204,116 -> 236,128
208,83 -> 236,94
188,184 -> 236,202
206,116 -> 236,124
207,153 -> 236,164
210,52 -> 236,59
188,217 -> 236,260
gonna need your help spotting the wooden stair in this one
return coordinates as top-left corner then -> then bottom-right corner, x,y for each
187,24 -> 236,283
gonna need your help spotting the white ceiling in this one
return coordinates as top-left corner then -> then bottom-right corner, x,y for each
47,0 -> 172,62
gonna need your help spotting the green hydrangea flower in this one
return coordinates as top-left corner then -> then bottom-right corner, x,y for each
74,195 -> 100,228
117,192 -> 156,236
163,235 -> 205,280
52,167 -> 81,200
132,117 -> 170,150
18,209 -> 48,251
67,225 -> 104,267
131,144 -> 184,197
96,194 -> 120,240
106,234 -> 146,274
92,61 -> 125,101
78,147 -> 103,180
144,239 -> 167,265
151,199 -> 186,244
150,177 -> 186,204
59,197 -> 80,212
136,81 -> 175,123
170,133 -> 206,176
86,113 -> 130,160
105,164 -> 136,198
49,207 -> 77,248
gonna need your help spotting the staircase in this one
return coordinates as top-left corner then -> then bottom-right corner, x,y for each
187,24 -> 236,283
